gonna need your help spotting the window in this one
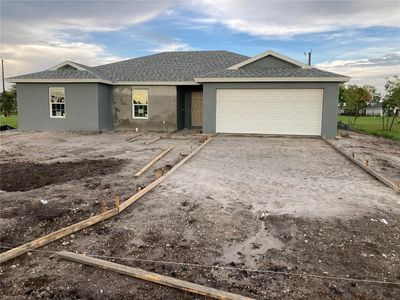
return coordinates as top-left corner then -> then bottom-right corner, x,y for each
132,89 -> 148,119
49,87 -> 65,118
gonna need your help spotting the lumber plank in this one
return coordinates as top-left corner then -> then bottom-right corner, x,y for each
134,146 -> 174,177
0,208 -> 119,264
323,138 -> 400,193
119,138 -> 211,212
127,132 -> 150,142
145,137 -> 161,145
57,251 -> 254,300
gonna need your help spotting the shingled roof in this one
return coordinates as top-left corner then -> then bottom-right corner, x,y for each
8,51 -> 249,83
95,51 -> 249,82
7,50 -> 349,84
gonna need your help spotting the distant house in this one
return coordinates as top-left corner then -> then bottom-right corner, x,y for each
364,103 -> 383,116
337,103 -> 346,115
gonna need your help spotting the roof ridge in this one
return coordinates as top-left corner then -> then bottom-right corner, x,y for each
93,50 -> 248,68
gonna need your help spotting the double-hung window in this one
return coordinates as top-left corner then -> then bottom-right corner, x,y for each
132,89 -> 148,119
49,87 -> 66,118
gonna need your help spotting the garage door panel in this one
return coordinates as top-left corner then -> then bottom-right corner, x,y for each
216,89 -> 323,135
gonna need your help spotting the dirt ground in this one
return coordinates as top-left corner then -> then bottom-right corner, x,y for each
331,130 -> 400,186
1,132 -> 399,299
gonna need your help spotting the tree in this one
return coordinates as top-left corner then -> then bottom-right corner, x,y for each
382,76 -> 400,131
0,85 -> 17,117
364,85 -> 382,105
342,84 -> 371,125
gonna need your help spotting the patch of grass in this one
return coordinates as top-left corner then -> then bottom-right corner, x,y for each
0,114 -> 18,128
337,115 -> 400,140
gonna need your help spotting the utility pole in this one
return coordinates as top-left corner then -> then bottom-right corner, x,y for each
1,57 -> 5,93
304,50 -> 312,66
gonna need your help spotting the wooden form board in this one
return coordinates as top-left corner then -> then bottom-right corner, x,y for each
119,138 -> 211,212
0,138 -> 212,264
58,251 -> 254,300
127,132 -> 150,142
323,138 -> 400,193
134,146 -> 174,177
145,137 -> 161,145
0,208 -> 118,264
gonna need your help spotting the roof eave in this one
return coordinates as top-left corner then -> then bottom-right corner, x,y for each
6,78 -> 201,86
6,78 -> 113,84
115,81 -> 199,86
194,76 -> 351,83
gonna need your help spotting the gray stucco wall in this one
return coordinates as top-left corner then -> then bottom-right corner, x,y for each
202,82 -> 339,138
16,83 -> 112,131
98,84 -> 114,131
113,86 -> 177,132
242,56 -> 300,69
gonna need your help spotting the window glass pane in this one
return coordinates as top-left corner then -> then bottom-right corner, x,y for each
132,90 -> 148,104
49,87 -> 65,117
132,89 -> 148,118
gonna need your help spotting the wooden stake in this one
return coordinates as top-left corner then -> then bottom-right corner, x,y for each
57,251 -> 254,300
114,196 -> 121,207
134,146 -> 174,177
100,200 -> 108,213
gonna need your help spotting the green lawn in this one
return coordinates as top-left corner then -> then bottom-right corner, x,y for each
337,115 -> 400,140
0,114 -> 18,128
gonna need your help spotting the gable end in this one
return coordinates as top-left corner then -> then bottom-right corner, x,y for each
241,55 -> 301,69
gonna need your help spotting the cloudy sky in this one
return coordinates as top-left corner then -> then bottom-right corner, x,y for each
1,0 -> 399,91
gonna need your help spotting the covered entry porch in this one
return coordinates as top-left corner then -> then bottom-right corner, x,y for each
177,85 -> 203,131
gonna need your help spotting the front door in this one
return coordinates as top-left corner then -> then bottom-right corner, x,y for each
191,91 -> 203,127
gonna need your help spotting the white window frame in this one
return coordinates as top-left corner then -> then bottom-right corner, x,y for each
132,89 -> 149,119
49,87 -> 66,118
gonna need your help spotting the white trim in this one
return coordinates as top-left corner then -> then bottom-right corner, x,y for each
194,76 -> 350,83
48,61 -> 87,71
227,50 -> 310,70
7,78 -> 113,84
49,87 -> 66,119
116,81 -> 199,86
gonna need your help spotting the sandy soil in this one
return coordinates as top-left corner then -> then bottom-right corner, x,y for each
1,133 -> 399,299
331,130 -> 400,187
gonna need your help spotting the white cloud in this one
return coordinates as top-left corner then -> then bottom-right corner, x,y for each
316,54 -> 400,92
0,0 -> 175,88
151,42 -> 194,52
190,0 -> 400,38
3,42 -> 123,76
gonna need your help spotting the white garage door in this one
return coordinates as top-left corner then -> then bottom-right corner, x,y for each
216,89 -> 323,135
